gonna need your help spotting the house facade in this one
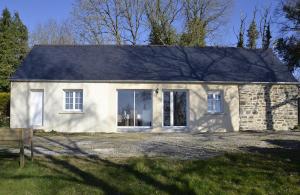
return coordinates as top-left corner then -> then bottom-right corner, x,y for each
10,45 -> 299,132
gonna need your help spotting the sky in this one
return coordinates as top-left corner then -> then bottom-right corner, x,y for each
0,0 -> 278,46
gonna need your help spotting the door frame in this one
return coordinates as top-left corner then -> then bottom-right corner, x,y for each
161,89 -> 189,128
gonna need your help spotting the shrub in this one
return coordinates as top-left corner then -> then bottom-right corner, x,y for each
0,92 -> 10,127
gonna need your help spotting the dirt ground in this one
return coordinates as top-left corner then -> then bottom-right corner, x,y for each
24,131 -> 300,159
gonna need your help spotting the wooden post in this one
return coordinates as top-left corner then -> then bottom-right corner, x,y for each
19,129 -> 25,168
30,129 -> 33,161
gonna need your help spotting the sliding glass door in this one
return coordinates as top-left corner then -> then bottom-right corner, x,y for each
163,91 -> 187,127
118,90 -> 152,127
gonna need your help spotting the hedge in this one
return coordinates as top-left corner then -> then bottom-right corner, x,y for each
0,92 -> 10,127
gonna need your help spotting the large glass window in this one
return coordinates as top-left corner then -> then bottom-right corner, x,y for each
163,91 -> 187,126
118,90 -> 152,127
207,91 -> 222,113
64,90 -> 83,111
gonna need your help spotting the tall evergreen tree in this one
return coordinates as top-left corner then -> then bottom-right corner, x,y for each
260,7 -> 272,50
275,0 -> 299,69
262,22 -> 272,50
13,12 -> 28,67
180,18 -> 206,47
146,0 -> 178,45
0,8 -> 28,91
236,14 -> 246,48
180,0 -> 233,47
246,10 -> 259,49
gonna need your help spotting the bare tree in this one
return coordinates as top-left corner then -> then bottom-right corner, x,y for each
121,0 -> 145,45
181,0 -> 233,46
30,19 -> 77,45
100,0 -> 123,45
71,0 -> 106,44
72,0 -> 146,45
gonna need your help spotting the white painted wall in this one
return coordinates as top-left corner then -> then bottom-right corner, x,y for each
10,82 -> 240,132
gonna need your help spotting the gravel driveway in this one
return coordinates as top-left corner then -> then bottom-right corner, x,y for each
27,131 -> 300,159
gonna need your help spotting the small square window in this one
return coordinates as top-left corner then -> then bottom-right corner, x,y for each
64,90 -> 83,111
207,92 -> 222,113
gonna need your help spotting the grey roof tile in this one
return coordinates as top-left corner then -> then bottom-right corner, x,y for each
11,45 -> 297,83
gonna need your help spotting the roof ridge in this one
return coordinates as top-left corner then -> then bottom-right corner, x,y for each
33,44 -> 270,51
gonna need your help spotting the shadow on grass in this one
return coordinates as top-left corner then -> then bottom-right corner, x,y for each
240,139 -> 300,172
0,135 -> 196,195
1,136 -> 300,194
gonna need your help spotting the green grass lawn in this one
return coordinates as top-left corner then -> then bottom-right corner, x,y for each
0,150 -> 299,195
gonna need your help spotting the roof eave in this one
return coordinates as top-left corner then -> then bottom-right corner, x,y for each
9,79 -> 300,85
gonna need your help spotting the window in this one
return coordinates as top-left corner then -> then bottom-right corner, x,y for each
118,90 -> 152,127
163,91 -> 187,126
207,91 -> 222,113
64,90 -> 83,111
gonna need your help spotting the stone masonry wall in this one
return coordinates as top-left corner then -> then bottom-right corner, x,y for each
239,84 -> 299,131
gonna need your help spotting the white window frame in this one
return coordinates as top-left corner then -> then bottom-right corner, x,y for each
117,89 -> 153,128
162,90 -> 188,127
64,90 -> 83,112
207,91 -> 222,114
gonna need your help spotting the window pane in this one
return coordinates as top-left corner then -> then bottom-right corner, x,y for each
69,94 -> 73,108
215,100 -> 221,112
65,90 -> 83,111
207,92 -> 222,113
65,91 -> 73,110
173,91 -> 187,126
135,91 -> 152,126
208,99 -> 213,112
118,90 -> 134,126
78,103 -> 83,110
163,92 -> 171,126
215,94 -> 221,100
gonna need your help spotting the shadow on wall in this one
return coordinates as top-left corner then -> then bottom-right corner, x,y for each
151,83 -> 236,132
12,82 -> 101,133
189,85 -> 236,132
266,84 -> 298,130
48,85 -> 102,132
12,82 -> 237,132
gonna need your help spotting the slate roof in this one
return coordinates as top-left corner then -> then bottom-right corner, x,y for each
11,45 -> 298,83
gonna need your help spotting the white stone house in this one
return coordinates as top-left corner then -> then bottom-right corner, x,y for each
10,45 -> 299,132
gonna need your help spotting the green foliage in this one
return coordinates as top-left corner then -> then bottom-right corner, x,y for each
0,92 -> 10,127
149,22 -> 177,45
180,19 -> 206,47
0,152 -> 299,194
237,31 -> 244,48
246,18 -> 259,49
276,36 -> 300,69
275,0 -> 300,68
0,8 -> 28,92
236,16 -> 246,48
147,0 -> 178,45
262,22 -> 272,50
